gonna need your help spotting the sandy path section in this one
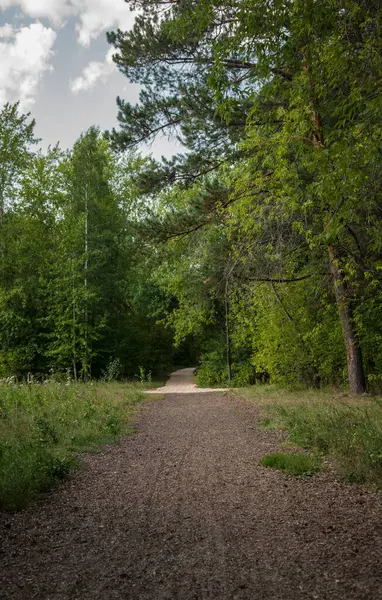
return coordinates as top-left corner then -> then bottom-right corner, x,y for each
145,367 -> 230,394
1,386 -> 382,599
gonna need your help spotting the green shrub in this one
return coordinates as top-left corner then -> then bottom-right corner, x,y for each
231,362 -> 257,387
196,345 -> 228,387
102,357 -> 122,381
196,343 -> 257,388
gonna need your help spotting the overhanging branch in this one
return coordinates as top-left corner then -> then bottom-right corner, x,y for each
245,274 -> 312,283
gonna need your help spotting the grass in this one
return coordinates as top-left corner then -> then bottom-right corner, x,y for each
0,380 -> 147,510
239,385 -> 382,488
259,452 -> 320,476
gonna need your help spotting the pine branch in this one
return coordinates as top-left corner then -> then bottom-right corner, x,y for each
245,274 -> 312,283
126,118 -> 182,146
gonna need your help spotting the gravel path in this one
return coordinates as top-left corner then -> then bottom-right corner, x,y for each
145,367 -> 230,394
1,377 -> 382,599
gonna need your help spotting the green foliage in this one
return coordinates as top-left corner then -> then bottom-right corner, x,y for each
275,402 -> 382,487
196,339 -> 228,387
102,357 -> 122,381
0,106 -> 50,376
46,128 -> 125,379
136,366 -> 152,384
195,335 -> 257,387
234,283 -> 345,387
1,0 -> 382,397
259,452 -> 320,477
107,0 -> 382,394
0,114 -> 176,381
0,381 -> 145,510
0,102 -> 38,214
244,387 -> 382,488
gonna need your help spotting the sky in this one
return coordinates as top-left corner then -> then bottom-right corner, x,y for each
0,1 -> 178,157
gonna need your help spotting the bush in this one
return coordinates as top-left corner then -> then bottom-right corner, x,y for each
195,337 -> 257,387
196,341 -> 228,387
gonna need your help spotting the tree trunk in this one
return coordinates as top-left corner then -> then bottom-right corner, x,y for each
0,178 -> 5,226
84,187 -> 89,381
302,60 -> 366,395
72,260 -> 78,382
328,247 -> 366,394
225,279 -> 232,382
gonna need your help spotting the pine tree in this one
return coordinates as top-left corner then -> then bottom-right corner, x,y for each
108,0 -> 382,392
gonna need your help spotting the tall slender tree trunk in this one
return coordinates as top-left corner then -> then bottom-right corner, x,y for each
303,58 -> 366,394
72,261 -> 78,382
84,187 -> 89,381
0,175 -> 7,226
328,247 -> 366,394
225,279 -> 232,382
0,188 -> 4,226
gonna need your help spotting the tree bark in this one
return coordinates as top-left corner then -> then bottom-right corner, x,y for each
328,247 -> 366,394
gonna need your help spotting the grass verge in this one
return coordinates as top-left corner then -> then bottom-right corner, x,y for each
259,452 -> 320,476
239,386 -> 382,488
0,381 -> 146,510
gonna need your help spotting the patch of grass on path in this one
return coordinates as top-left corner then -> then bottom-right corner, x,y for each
239,386 -> 382,489
259,452 -> 320,477
0,381 -> 146,510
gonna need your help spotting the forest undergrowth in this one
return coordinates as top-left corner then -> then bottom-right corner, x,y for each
0,380 -> 150,510
241,386 -> 382,489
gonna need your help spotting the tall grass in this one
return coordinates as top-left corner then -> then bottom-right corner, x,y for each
240,386 -> 382,488
0,381 -> 145,510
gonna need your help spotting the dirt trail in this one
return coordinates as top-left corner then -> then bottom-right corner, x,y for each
145,367 -> 230,394
1,372 -> 382,600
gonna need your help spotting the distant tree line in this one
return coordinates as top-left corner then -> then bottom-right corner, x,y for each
0,107 -> 175,380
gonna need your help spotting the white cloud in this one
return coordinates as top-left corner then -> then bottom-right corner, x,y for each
0,23 -> 14,38
0,1 -> 135,101
0,0 -> 72,26
73,0 -> 134,47
69,47 -> 116,94
0,0 -> 135,45
0,22 -> 56,109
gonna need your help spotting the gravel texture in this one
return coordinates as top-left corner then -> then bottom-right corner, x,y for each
1,383 -> 382,599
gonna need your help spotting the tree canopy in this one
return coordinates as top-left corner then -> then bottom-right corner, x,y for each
0,1 -> 381,393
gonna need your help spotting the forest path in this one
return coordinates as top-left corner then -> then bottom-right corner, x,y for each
145,366 -> 230,394
1,382 -> 382,599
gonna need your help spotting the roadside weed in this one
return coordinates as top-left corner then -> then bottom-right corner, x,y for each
242,386 -> 382,488
0,381 -> 145,509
